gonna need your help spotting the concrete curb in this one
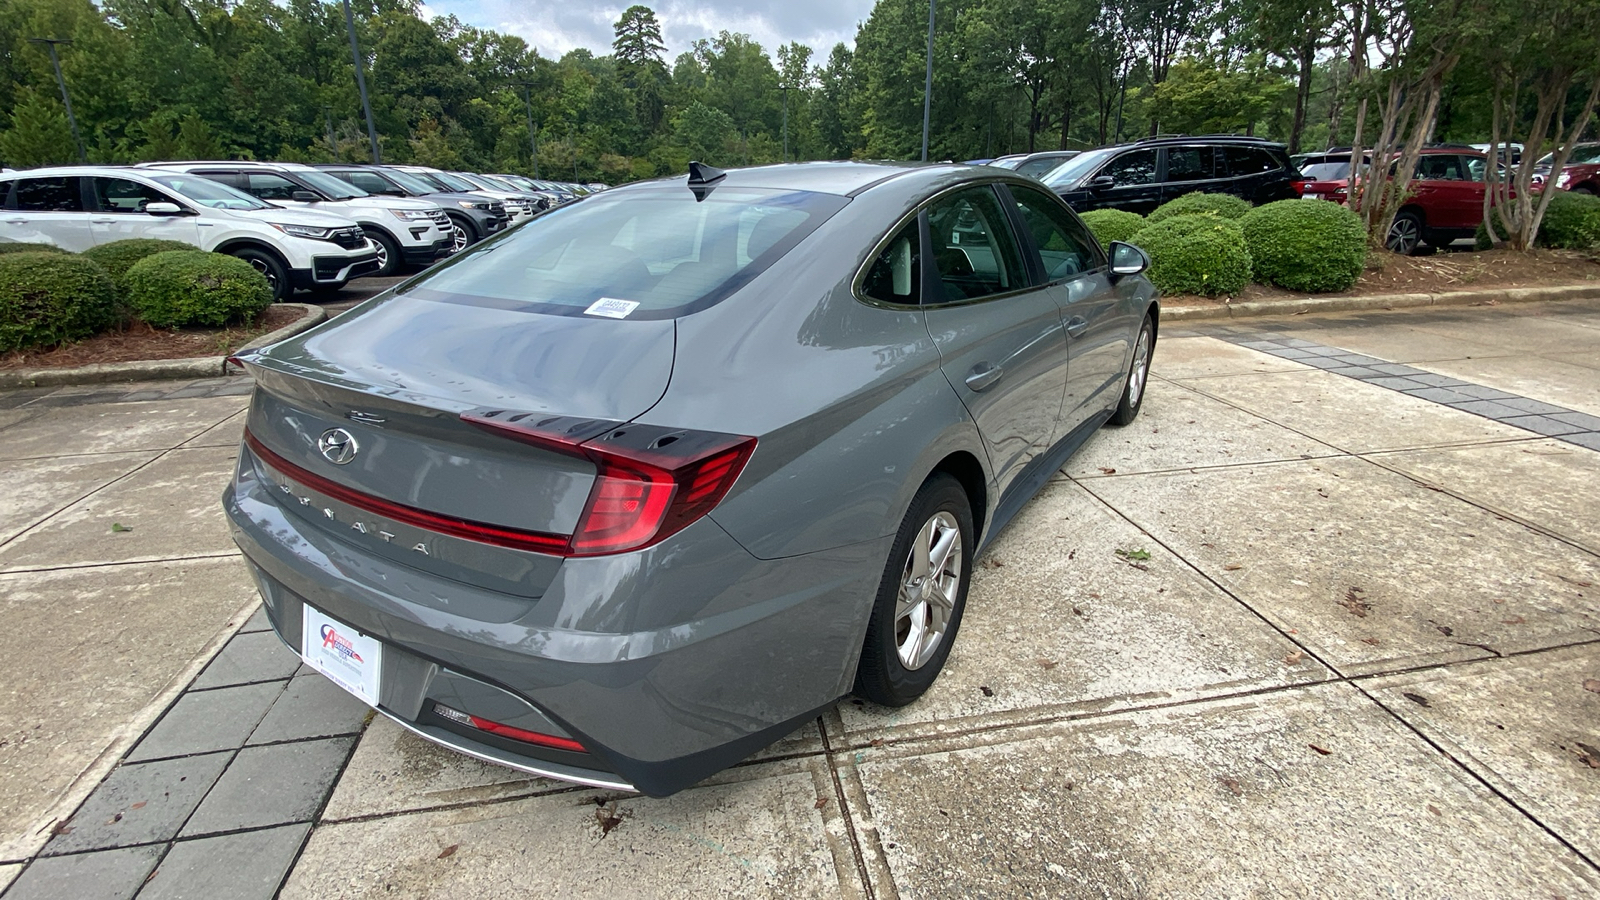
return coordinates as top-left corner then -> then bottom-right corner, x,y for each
0,303 -> 325,389
1163,282 -> 1600,322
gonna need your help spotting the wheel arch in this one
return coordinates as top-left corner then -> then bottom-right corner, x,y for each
929,451 -> 988,545
214,238 -> 288,268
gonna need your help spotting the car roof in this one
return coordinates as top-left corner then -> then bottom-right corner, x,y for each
621,161 -> 959,198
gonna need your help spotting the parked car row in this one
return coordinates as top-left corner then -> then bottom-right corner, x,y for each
0,163 -> 601,300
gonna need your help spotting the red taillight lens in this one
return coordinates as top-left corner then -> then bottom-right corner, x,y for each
461,411 -> 757,557
433,702 -> 585,752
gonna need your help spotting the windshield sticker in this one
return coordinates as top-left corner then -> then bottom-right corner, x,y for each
584,298 -> 640,319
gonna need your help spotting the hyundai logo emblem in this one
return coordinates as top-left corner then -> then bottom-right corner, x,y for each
317,428 -> 360,465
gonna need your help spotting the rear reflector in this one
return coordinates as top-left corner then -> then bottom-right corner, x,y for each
432,702 -> 586,753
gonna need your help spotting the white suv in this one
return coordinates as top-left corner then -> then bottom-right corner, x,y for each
0,167 -> 380,301
386,165 -> 538,225
143,161 -> 452,276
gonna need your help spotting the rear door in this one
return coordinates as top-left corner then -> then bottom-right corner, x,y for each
88,176 -> 201,246
3,176 -> 94,250
1003,183 -> 1128,435
1161,145 -> 1220,203
921,185 -> 1068,493
1408,155 -> 1460,229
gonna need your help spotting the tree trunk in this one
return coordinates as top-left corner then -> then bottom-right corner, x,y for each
1289,40 -> 1314,154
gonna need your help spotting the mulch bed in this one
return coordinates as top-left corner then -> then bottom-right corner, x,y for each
0,305 -> 304,371
1168,248 -> 1600,308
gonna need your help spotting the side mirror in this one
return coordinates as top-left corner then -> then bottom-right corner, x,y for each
145,202 -> 184,216
1108,241 -> 1150,277
1089,175 -> 1116,190
290,191 -> 320,202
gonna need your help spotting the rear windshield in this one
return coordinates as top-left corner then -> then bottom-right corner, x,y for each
405,185 -> 848,319
1299,161 -> 1351,181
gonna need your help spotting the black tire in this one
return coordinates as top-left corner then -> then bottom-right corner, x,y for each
446,214 -> 478,253
854,473 -> 973,707
363,227 -> 403,276
230,247 -> 289,302
1386,210 -> 1425,255
1574,185 -> 1596,196
1109,315 -> 1154,426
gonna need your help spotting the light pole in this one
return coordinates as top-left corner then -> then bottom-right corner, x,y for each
512,81 -> 540,179
27,38 -> 85,163
780,84 -> 789,162
921,0 -> 934,162
321,104 -> 337,157
340,0 -> 381,163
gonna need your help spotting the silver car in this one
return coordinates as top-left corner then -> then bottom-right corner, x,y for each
225,161 -> 1158,796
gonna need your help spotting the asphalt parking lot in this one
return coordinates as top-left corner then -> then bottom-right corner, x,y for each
0,300 -> 1597,898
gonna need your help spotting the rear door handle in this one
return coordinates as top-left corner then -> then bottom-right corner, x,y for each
965,363 -> 1003,392
1065,316 -> 1089,338
4,218 -> 25,225
91,218 -> 115,224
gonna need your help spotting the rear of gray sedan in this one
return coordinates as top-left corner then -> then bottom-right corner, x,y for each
223,162 -> 1156,796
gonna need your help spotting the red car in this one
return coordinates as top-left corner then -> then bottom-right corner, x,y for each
1300,148 -> 1499,255
1530,143 -> 1600,195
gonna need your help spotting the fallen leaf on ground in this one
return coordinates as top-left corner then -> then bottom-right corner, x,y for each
1116,548 -> 1152,561
1283,651 -> 1304,666
1502,615 -> 1526,625
1436,624 -> 1454,637
1360,637 -> 1380,645
1223,564 -> 1243,571
1558,575 -> 1594,588
814,798 -> 829,809
1338,587 -> 1371,618
111,523 -> 133,533
1427,804 -> 1442,816
1308,743 -> 1333,756
1218,776 -> 1243,796
1402,692 -> 1431,708
1099,467 -> 1117,474
594,802 -> 628,838
1575,743 -> 1600,769
980,685 -> 994,697
1584,679 -> 1600,695
1037,658 -> 1058,670
437,844 -> 459,859
129,802 -> 146,810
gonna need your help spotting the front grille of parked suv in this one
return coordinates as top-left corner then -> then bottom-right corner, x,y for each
330,227 -> 367,250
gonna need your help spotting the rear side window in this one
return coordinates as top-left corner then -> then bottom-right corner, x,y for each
94,177 -> 177,213
341,171 -> 396,194
1224,147 -> 1279,176
244,173 -> 301,201
1015,156 -> 1071,178
860,219 -> 922,305
1164,147 -> 1216,182
13,177 -> 84,211
406,186 -> 847,319
1008,185 -> 1102,281
1103,149 -> 1158,186
1415,155 -> 1465,180
925,186 -> 1026,303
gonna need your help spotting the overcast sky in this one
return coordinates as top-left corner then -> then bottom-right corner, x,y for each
419,0 -> 879,61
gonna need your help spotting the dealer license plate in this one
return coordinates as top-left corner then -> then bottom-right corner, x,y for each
301,606 -> 383,706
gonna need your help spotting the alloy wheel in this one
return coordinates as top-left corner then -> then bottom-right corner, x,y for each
895,511 -> 962,671
249,257 -> 278,291
1386,216 -> 1421,255
1128,328 -> 1151,406
372,240 -> 389,271
451,224 -> 470,253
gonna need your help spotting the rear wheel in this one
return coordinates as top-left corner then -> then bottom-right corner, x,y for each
1109,316 -> 1154,426
230,248 -> 289,302
364,228 -> 402,276
854,473 -> 972,707
1386,210 -> 1424,255
1575,185 -> 1596,196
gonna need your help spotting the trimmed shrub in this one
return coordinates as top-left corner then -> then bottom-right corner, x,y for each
0,252 -> 119,352
1536,189 -> 1600,250
82,239 -> 196,291
123,250 -> 273,328
1127,216 -> 1252,296
1148,191 -> 1251,224
1240,199 -> 1367,293
1080,209 -> 1146,247
0,242 -> 68,255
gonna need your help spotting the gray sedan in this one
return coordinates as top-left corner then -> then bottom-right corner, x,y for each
224,161 -> 1159,797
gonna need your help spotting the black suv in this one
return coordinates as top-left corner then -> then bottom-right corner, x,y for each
1040,136 -> 1300,215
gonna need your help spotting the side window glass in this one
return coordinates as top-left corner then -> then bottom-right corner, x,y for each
1464,157 -> 1487,182
926,186 -> 1026,303
94,177 -> 174,213
14,177 -> 84,212
1224,147 -> 1276,176
1009,185 -> 1102,282
860,219 -> 922,305
349,172 -> 390,193
1102,149 -> 1158,186
245,173 -> 300,200
1164,147 -> 1215,182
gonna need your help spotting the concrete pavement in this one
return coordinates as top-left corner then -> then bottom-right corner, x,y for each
1,300 -> 1598,897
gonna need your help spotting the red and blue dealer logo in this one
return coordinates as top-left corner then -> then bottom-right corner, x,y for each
320,623 -> 364,663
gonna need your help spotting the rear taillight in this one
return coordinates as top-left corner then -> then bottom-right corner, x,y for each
432,702 -> 586,753
462,410 -> 756,557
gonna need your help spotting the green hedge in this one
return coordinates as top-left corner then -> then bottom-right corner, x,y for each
124,250 -> 273,328
1127,216 -> 1252,296
1080,209 -> 1146,247
1240,199 -> 1367,293
0,252 -> 120,352
1148,192 -> 1251,224
82,239 -> 196,291
1476,192 -> 1600,251
0,242 -> 68,255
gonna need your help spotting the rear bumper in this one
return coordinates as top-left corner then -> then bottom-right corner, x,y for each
223,446 -> 884,796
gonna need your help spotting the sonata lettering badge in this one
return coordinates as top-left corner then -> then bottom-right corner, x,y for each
302,606 -> 383,706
